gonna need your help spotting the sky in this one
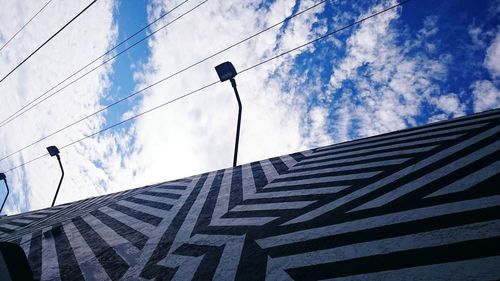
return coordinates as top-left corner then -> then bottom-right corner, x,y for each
0,0 -> 499,215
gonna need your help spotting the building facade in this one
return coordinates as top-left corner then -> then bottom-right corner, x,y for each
1,109 -> 499,280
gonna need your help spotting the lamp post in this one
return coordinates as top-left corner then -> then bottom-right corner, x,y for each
0,173 -> 8,214
215,61 -> 242,167
47,146 -> 64,207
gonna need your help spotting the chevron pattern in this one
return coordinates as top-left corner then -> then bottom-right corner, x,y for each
0,109 -> 499,280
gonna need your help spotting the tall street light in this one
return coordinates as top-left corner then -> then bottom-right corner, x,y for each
47,145 -> 64,207
215,61 -> 242,167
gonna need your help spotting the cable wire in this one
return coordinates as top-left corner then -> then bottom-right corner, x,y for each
0,0 -> 209,164
0,0 -> 326,164
0,0 -> 53,53
0,0 -> 411,173
0,0 -> 191,128
0,0 -> 98,84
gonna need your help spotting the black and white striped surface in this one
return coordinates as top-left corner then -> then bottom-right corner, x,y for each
1,109 -> 499,280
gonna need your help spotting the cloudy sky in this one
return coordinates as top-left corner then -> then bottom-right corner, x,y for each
0,0 -> 498,215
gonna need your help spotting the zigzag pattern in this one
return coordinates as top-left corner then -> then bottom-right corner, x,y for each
0,109 -> 499,280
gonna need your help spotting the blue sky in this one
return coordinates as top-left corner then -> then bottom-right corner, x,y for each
0,0 -> 499,214
104,0 -> 500,143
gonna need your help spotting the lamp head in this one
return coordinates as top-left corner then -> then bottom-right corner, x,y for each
47,146 -> 60,157
0,173 -> 5,181
215,61 -> 237,82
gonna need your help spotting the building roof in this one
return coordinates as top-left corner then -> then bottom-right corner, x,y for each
1,108 -> 499,280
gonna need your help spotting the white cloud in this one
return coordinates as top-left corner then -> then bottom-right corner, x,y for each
327,1 -> 450,139
0,0 -> 118,213
484,31 -> 500,79
107,0 -> 330,186
431,93 -> 466,117
471,80 -> 500,112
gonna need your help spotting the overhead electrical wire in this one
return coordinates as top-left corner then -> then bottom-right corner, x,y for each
0,0 -> 326,163
0,0 -> 98,84
0,0 -> 53,53
0,0 -> 192,129
0,0 -> 411,174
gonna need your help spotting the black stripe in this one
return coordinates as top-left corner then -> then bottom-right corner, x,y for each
314,116 -> 494,153
72,217 -> 129,281
289,152 -> 306,162
141,191 -> 181,199
91,209 -> 148,250
28,230 -> 42,280
140,173 -> 209,279
194,170 -> 225,231
173,244 -> 225,281
269,156 -> 289,175
124,197 -> 173,211
52,224 -> 84,281
0,225 -> 15,233
108,203 -> 162,226
6,220 -> 30,227
251,161 -> 268,191
236,236 -> 267,281
155,185 -> 187,190
229,166 -> 243,210
267,206 -> 500,257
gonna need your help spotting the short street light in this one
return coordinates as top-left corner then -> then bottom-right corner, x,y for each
0,173 -> 8,214
215,61 -> 242,167
47,146 -> 64,207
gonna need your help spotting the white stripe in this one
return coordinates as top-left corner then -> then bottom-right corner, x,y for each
115,199 -> 170,217
246,186 -> 350,199
288,158 -> 410,177
316,119 -> 490,152
11,218 -> 33,224
184,234 -> 246,281
162,255 -> 203,281
266,220 -> 500,274
0,224 -> 18,230
285,125 -> 500,224
314,123 -> 480,155
231,201 -> 314,212
82,214 -> 140,265
98,206 -> 155,236
133,193 -> 178,204
148,187 -> 186,195
23,214 -> 48,219
327,256 -> 500,281
211,217 -> 277,226
301,135 -> 461,165
426,160 -> 500,198
40,227 -> 61,281
260,159 -> 281,182
291,146 -> 435,171
63,222 -> 109,281
279,154 -> 300,168
354,138 -> 500,211
20,233 -> 32,258
266,171 -> 381,188
257,195 -> 500,248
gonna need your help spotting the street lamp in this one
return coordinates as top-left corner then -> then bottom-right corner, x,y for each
215,61 -> 242,167
0,173 -> 8,214
47,145 -> 64,207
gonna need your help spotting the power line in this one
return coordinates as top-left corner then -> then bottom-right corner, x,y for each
0,0 -> 192,128
0,0 -> 98,84
0,0 -> 411,174
0,0 -> 326,164
0,0 -> 322,129
0,0 -> 53,52
0,0 -> 210,164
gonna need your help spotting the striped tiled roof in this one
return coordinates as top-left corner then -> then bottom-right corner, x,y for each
1,108 -> 499,280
